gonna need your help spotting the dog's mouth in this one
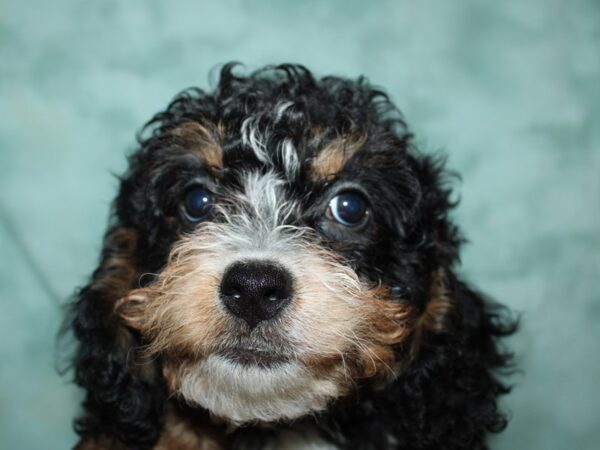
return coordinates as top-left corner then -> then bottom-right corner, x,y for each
219,346 -> 289,368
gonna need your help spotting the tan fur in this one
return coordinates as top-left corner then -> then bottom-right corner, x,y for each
115,227 -> 415,421
421,270 -> 454,333
92,227 -> 150,362
108,224 -> 464,446
171,121 -> 224,171
95,228 -> 139,298
113,226 -> 456,425
357,291 -> 414,379
410,269 -> 455,356
311,133 -> 367,180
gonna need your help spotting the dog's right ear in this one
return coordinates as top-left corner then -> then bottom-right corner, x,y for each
70,225 -> 166,449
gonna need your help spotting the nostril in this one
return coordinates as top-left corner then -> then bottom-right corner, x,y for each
264,287 -> 287,302
229,290 -> 242,300
222,285 -> 242,299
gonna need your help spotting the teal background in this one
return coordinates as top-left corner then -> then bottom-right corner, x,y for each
1,0 -> 599,449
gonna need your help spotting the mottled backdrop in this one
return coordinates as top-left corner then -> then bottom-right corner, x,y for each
1,0 -> 598,449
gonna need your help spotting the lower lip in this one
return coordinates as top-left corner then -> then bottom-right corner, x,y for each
220,348 -> 288,367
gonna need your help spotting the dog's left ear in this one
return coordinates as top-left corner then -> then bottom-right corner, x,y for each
400,154 -> 517,440
398,153 -> 461,343
69,225 -> 166,449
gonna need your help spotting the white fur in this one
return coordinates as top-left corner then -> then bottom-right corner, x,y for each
241,116 -> 270,164
280,138 -> 300,178
274,100 -> 294,123
178,355 -> 339,424
240,113 -> 300,179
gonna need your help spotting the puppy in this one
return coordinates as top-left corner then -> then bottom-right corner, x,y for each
69,64 -> 515,450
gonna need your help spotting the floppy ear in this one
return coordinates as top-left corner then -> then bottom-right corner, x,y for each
387,153 -> 518,446
411,273 -> 517,445
70,225 -> 166,448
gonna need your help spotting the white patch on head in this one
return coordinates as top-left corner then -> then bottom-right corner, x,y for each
212,170 -> 302,255
241,116 -> 270,165
178,355 -> 339,424
274,100 -> 294,123
279,138 -> 300,178
238,170 -> 292,226
240,112 -> 300,179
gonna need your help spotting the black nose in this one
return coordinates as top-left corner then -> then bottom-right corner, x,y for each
220,260 -> 294,328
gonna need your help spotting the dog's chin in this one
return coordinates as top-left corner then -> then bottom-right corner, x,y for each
176,353 -> 340,424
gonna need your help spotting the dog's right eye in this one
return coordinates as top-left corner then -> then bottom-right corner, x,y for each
181,186 -> 214,222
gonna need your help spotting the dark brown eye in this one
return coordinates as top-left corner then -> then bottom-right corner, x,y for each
327,191 -> 369,226
182,186 -> 214,222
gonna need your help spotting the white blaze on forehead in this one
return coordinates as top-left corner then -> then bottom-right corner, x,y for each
187,170 -> 305,271
239,170 -> 293,225
173,169 -> 303,267
219,170 -> 302,248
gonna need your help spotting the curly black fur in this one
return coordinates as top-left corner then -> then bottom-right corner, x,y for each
68,63 -> 516,450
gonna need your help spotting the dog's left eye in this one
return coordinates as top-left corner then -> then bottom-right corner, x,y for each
327,191 -> 369,227
181,186 -> 214,222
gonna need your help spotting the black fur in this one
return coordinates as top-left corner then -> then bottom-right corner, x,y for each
68,63 -> 516,449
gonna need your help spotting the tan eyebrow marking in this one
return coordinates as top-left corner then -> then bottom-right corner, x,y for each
170,121 -> 224,171
311,132 -> 367,180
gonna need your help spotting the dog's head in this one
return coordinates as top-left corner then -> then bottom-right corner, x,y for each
71,64 -> 511,448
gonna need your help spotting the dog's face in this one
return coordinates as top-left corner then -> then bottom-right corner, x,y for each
101,66 -> 457,426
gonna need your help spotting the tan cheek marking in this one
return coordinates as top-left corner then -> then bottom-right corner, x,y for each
141,273 -> 227,359
116,235 -> 233,361
287,253 -> 367,356
311,133 -> 367,180
171,121 -> 224,171
303,288 -> 413,383
286,248 -> 414,383
356,289 -> 414,379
